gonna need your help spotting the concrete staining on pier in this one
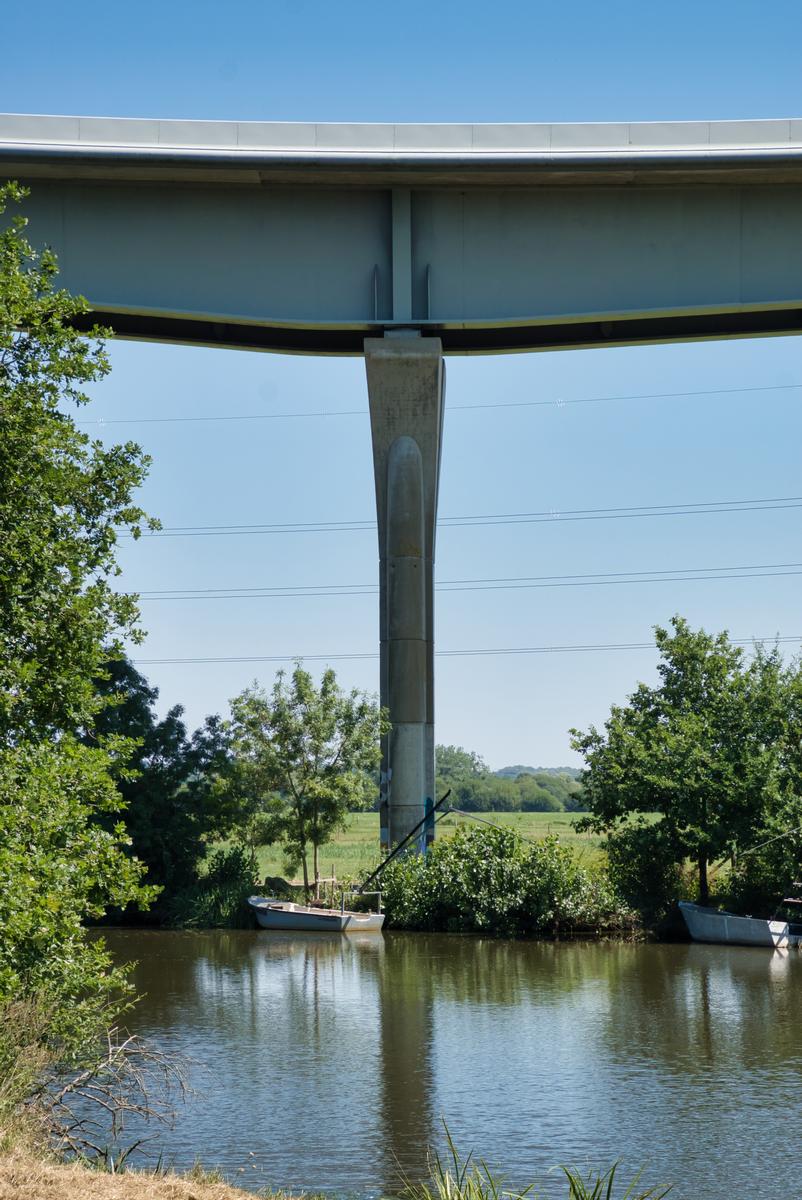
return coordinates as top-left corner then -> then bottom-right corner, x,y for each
4,114 -> 802,846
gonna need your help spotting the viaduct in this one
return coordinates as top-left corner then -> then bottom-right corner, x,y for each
3,114 -> 802,848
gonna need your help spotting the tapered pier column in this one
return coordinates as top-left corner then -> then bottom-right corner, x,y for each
365,335 -> 445,851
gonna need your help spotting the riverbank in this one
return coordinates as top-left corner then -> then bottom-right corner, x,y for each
0,1146 -> 672,1200
0,1149 -> 261,1200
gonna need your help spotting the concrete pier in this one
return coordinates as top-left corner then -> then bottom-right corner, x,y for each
365,336 -> 445,850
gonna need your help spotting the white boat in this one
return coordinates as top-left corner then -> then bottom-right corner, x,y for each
679,900 -> 802,948
248,896 -> 385,933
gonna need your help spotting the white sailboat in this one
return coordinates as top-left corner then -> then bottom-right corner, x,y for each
248,896 -> 385,933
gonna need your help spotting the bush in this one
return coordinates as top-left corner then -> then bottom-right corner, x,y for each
725,797 -> 802,916
603,821 -> 691,922
0,740 -> 155,1053
380,826 -> 632,936
165,844 -> 260,928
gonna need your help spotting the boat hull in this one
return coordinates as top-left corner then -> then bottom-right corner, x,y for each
248,896 -> 385,933
679,901 -> 799,948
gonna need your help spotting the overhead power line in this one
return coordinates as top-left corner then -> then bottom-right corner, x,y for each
134,634 -> 802,667
120,494 -> 802,538
130,560 -> 802,601
78,381 -> 802,426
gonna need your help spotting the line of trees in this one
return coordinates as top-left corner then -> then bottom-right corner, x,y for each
435,744 -> 585,812
82,669 -> 583,919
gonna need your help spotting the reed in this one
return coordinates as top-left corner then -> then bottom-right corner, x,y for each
559,1163 -> 671,1200
401,1128 -> 671,1200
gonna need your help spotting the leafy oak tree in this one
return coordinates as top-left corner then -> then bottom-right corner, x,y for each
0,182 -> 156,1050
228,664 -> 386,894
571,617 -> 787,906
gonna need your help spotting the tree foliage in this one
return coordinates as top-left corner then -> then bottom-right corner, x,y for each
380,825 -> 630,936
435,744 -> 489,784
0,182 -> 156,1054
87,658 -> 233,911
0,739 -> 157,1052
725,660 -> 802,913
435,744 -> 584,813
163,844 -> 261,930
228,664 -> 386,892
0,182 -> 155,744
572,617 -> 791,906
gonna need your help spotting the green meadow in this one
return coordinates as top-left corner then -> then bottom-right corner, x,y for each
252,810 -> 606,885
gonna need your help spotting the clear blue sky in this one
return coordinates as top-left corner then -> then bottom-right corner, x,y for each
4,0 -> 802,767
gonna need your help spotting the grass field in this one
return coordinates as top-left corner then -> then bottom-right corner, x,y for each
252,810 -> 605,885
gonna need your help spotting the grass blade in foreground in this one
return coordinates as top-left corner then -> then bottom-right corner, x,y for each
402,1128 -> 671,1200
560,1163 -> 671,1200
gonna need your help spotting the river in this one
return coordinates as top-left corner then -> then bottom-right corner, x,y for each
101,929 -> 802,1199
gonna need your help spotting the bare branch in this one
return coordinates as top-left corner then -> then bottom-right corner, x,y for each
29,1027 -> 194,1168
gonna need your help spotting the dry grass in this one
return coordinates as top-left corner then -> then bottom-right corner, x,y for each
0,1147 -> 261,1200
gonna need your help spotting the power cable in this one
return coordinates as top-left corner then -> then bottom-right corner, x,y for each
129,560 -> 802,601
119,493 -> 802,538
77,381 -> 802,426
134,634 -> 802,667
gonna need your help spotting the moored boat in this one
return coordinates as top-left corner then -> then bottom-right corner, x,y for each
679,900 -> 802,948
248,896 -> 385,933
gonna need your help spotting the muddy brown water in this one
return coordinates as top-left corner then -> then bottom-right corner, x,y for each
100,929 -> 802,1199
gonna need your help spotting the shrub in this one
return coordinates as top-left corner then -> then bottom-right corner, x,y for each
165,844 -> 260,928
0,740 -> 156,1053
380,826 -> 631,936
603,822 -> 691,922
725,796 -> 802,916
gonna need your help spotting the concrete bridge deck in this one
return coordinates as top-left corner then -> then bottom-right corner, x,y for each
3,114 -> 802,355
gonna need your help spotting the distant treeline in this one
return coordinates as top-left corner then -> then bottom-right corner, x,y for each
495,764 -> 580,780
435,745 -> 585,812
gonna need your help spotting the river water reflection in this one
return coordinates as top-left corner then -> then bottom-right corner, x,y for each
103,929 -> 802,1199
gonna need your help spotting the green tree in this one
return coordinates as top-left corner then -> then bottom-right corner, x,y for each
434,745 -> 583,812
0,739 -> 158,1050
571,617 -> 786,905
1,183 -> 154,744
0,182 -> 155,1052
87,658 -> 233,912
228,665 -> 386,894
435,744 -> 489,784
515,774 -> 564,812
726,653 -> 802,912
